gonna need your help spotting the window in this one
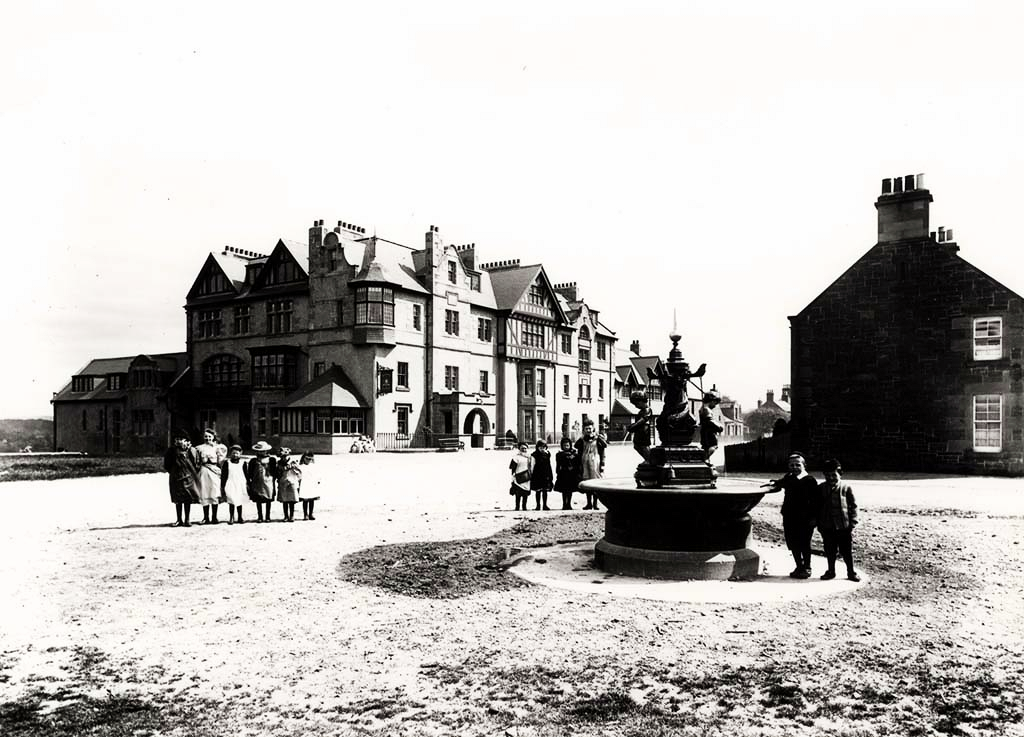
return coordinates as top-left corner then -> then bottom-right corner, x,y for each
329,409 -> 364,435
396,405 -> 410,437
106,374 -> 123,391
314,361 -> 326,378
445,309 -> 460,336
562,413 -> 570,433
448,261 -> 457,284
252,353 -> 298,388
130,368 -> 155,388
537,410 -> 546,437
271,409 -> 280,435
647,384 -> 663,401
397,362 -> 409,389
267,300 -> 293,334
197,269 -> 229,295
72,376 -> 97,392
523,410 -> 535,440
336,300 -> 344,327
197,309 -> 222,338
256,407 -> 267,436
477,318 -> 492,342
523,370 -> 534,397
355,287 -> 395,326
579,348 -> 591,373
263,257 -> 300,285
413,304 -> 422,331
560,334 -> 571,354
470,273 -> 481,291
98,409 -> 106,432
523,322 -> 545,347
535,370 -> 545,397
444,365 -> 460,391
203,355 -> 244,387
973,317 -> 1003,360
599,378 -> 605,399
563,374 -> 570,397
597,340 -> 607,361
579,383 -> 592,400
528,284 -> 545,305
82,410 -> 88,430
974,394 -> 1002,452
199,410 -> 217,432
232,306 -> 250,335
132,409 -> 154,436
579,325 -> 591,341
479,370 -> 489,394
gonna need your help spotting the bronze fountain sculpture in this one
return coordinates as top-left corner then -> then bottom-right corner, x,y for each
581,327 -> 779,580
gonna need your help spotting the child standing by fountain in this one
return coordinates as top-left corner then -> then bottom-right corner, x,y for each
554,437 -> 580,510
817,458 -> 860,582
575,419 -> 606,510
529,440 -> 553,511
509,442 -> 532,511
768,452 -> 818,577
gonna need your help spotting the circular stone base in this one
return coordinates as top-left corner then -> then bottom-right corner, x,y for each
506,542 -> 868,604
595,539 -> 760,580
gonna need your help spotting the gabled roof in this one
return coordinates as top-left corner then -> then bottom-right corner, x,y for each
629,355 -> 662,380
280,239 -> 309,276
210,252 -> 248,290
351,238 -> 429,294
487,264 -> 569,323
54,353 -> 187,403
187,253 -> 242,300
280,365 -> 369,409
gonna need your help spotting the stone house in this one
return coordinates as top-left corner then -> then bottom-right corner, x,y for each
789,174 -> 1024,474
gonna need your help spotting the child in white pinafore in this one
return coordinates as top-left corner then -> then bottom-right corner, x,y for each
299,452 -> 319,520
220,444 -> 247,524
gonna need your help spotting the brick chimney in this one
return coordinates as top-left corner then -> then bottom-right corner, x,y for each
781,384 -> 791,403
553,282 -> 579,302
629,340 -> 640,355
875,173 -> 932,243
424,225 -> 443,268
766,389 -> 774,404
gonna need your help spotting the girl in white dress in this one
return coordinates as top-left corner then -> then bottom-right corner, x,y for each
220,444 -> 247,524
299,452 -> 319,520
195,428 -> 226,524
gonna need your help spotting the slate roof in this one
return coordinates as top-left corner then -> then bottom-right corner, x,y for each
351,238 -> 429,294
279,365 -> 369,409
53,353 -> 188,403
488,264 -> 543,311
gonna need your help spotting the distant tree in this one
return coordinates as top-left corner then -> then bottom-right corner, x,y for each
743,408 -> 790,439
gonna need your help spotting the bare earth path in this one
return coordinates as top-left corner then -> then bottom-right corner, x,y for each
1,447 -> 1023,736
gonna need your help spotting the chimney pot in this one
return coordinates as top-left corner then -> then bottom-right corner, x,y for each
916,173 -> 925,189
882,178 -> 892,194
893,177 -> 904,193
946,228 -> 953,241
904,174 -> 915,191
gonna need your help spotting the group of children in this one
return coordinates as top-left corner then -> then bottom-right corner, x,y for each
768,452 -> 860,582
508,419 -> 608,512
163,428 -> 320,527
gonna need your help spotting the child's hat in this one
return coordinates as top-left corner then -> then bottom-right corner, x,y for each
252,440 -> 272,452
228,444 -> 242,452
279,446 -> 292,455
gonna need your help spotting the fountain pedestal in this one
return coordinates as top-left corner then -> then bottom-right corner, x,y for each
583,479 -> 774,580
635,443 -> 717,488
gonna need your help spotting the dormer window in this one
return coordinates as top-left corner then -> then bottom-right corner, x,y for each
72,376 -> 97,393
263,258 -> 301,286
528,284 -> 545,305
198,271 -> 230,295
106,374 -> 124,391
448,261 -> 457,284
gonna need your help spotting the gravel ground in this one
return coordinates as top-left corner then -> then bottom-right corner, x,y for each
1,446 -> 1023,736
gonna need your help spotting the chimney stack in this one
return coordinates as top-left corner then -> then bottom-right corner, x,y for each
875,172 -> 932,243
766,389 -> 775,404
629,339 -> 640,355
553,281 -> 579,302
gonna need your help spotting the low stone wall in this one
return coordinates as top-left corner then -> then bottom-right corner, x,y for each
724,434 -> 792,472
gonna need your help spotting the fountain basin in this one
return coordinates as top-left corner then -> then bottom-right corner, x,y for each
581,478 -> 780,580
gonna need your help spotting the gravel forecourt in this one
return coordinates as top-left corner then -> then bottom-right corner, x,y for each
1,445 -> 1023,736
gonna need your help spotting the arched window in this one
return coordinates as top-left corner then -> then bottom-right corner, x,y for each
578,325 -> 591,341
203,355 -> 244,387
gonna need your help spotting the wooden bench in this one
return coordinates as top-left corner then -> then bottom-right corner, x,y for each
437,437 -> 464,452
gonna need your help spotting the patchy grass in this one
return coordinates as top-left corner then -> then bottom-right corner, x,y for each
0,455 -> 162,482
337,514 -> 604,599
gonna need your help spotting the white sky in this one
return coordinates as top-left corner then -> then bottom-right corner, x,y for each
3,1 -> 1024,419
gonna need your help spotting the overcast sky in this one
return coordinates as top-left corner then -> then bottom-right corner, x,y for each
3,1 -> 1024,419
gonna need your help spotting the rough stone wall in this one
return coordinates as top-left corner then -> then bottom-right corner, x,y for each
791,237 -> 1024,474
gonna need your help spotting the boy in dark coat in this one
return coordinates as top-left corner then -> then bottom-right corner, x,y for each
529,440 -> 554,511
768,452 -> 819,578
817,458 -> 860,582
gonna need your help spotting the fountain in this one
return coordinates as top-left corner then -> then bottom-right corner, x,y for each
581,326 -> 779,580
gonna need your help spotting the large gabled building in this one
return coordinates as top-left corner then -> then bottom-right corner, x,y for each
53,220 -> 618,453
790,174 -> 1024,474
